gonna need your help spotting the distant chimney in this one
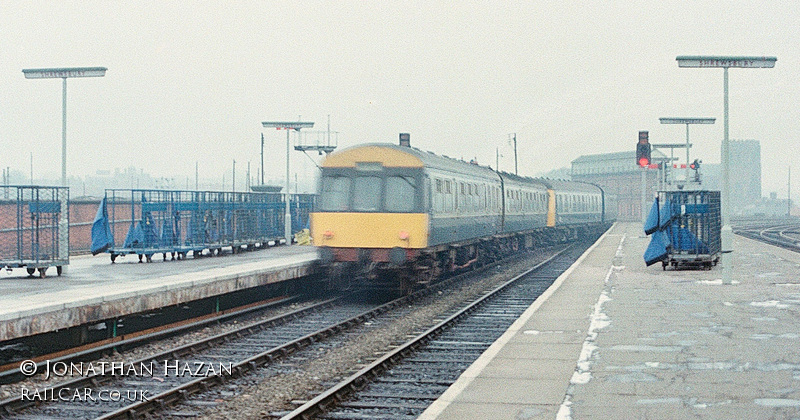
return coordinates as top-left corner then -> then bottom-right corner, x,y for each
399,133 -> 410,147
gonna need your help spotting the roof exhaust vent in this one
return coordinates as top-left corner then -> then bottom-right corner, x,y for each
399,133 -> 410,147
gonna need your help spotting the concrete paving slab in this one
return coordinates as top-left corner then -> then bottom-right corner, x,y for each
476,357 -> 575,380
0,246 -> 318,340
452,377 -> 568,405
422,222 -> 800,419
430,401 -> 558,420
492,343 -> 584,361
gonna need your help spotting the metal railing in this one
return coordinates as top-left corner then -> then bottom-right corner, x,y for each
0,186 -> 69,275
91,189 -> 314,261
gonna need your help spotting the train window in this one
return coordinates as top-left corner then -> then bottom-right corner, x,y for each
386,176 -> 416,212
447,183 -> 454,212
319,176 -> 351,211
436,179 -> 442,193
352,176 -> 382,211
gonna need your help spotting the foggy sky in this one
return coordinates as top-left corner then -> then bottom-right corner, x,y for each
1,2 -> 797,197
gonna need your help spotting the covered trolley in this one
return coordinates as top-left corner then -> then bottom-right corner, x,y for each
644,189 -> 721,270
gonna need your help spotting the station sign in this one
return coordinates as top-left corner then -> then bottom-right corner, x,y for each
262,121 -> 315,130
23,67 -> 107,79
659,118 -> 716,125
676,56 -> 776,68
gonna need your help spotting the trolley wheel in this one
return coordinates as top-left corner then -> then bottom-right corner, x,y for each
145,254 -> 153,263
178,252 -> 186,260
26,268 -> 35,276
38,268 -> 46,278
662,261 -> 667,271
56,266 -> 63,276
111,254 -> 118,263
138,254 -> 143,263
163,253 -> 167,262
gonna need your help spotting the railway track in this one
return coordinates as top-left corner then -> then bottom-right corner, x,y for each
280,242 -> 589,420
0,295 -> 300,385
734,219 -> 800,252
0,297 -> 359,419
2,244 -> 567,419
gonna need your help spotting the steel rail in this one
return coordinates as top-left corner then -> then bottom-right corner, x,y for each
0,297 -> 338,416
0,295 -> 299,385
280,247 -> 570,420
735,223 -> 800,252
93,246 -> 565,419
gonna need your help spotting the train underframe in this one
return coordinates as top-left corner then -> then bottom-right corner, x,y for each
320,222 -> 611,294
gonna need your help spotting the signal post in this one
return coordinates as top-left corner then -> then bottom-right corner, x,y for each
636,131 -> 652,224
659,117 -> 715,187
262,120 -> 315,246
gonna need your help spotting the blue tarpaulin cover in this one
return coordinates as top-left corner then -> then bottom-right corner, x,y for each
644,198 -> 660,235
644,198 -> 675,235
644,229 -> 670,266
670,224 -> 710,254
90,197 -> 113,255
659,199 -> 673,229
123,222 -> 144,248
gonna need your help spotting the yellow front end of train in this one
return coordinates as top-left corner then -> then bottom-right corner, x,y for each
312,212 -> 429,263
312,213 -> 428,249
310,144 -> 429,264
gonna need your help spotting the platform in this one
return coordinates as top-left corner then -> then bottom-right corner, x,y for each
0,246 -> 318,341
421,221 -> 800,419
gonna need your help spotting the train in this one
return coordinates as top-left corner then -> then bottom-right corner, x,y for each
311,137 -> 616,292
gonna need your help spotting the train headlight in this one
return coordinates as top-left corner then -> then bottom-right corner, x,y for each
398,231 -> 409,240
323,230 -> 334,239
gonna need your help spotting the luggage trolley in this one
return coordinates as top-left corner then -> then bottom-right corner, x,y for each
0,185 -> 69,277
91,189 -> 314,262
645,190 -> 721,270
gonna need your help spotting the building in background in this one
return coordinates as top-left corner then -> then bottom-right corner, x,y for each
729,140 -> 762,213
701,140 -> 762,215
571,150 -> 666,221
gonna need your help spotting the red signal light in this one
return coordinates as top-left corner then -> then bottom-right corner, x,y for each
638,157 -> 650,167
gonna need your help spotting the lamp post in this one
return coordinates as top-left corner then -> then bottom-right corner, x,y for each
262,121 -> 314,246
676,55 -> 776,284
23,67 -> 106,266
22,67 -> 107,187
659,117 -> 715,185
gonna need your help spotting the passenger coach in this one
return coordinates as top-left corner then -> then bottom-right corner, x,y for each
311,136 -> 613,291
